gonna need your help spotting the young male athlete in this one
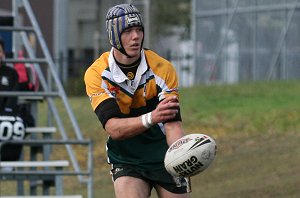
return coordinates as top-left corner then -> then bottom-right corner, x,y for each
84,4 -> 190,198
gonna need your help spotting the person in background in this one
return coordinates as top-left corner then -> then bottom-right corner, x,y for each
0,37 -> 19,113
84,4 -> 190,198
0,37 -> 30,163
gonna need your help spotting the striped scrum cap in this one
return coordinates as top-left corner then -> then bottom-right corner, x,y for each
106,4 -> 144,53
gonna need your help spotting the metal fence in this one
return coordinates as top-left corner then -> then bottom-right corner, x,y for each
192,0 -> 300,84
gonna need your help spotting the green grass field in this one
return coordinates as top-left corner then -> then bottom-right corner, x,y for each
1,80 -> 300,197
69,80 -> 300,198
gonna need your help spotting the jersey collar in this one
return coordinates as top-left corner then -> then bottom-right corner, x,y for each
109,48 -> 148,84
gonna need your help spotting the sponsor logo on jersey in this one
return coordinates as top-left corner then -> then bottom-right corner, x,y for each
89,92 -> 105,102
109,86 -> 120,98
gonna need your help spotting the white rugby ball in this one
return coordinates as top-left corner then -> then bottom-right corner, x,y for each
164,133 -> 217,177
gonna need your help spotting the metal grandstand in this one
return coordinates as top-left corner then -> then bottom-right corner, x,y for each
0,0 -> 93,197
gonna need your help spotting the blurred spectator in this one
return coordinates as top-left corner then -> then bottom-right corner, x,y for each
0,37 -> 31,162
0,37 -> 19,113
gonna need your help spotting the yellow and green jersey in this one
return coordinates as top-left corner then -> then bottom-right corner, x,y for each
84,48 -> 180,170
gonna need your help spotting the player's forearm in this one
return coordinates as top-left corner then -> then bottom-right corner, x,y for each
105,116 -> 148,140
165,121 -> 185,146
105,96 -> 180,140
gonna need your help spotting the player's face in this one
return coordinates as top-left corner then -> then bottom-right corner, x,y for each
121,26 -> 143,58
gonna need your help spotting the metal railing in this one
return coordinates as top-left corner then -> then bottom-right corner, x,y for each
0,0 -> 94,197
0,139 -> 93,198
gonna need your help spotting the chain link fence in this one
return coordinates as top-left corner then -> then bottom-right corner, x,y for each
192,0 -> 300,84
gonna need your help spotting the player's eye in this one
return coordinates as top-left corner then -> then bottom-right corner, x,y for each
123,29 -> 130,33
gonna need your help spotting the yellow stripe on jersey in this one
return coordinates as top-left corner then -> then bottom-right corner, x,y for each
84,52 -> 111,111
145,50 -> 179,98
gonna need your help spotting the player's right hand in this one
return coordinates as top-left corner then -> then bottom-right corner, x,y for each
151,96 -> 179,124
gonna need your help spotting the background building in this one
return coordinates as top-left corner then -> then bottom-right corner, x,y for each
2,0 -> 300,88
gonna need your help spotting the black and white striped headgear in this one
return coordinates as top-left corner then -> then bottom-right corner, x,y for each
106,4 -> 144,56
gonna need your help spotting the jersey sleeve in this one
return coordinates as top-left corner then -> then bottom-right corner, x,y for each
157,61 -> 180,102
149,52 -> 181,122
145,50 -> 182,122
94,98 -> 122,127
84,61 -> 111,111
84,61 -> 123,128
161,67 -> 182,122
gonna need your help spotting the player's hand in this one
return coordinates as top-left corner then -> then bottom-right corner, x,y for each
151,96 -> 179,124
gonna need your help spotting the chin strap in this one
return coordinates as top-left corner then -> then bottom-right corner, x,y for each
119,47 -> 133,58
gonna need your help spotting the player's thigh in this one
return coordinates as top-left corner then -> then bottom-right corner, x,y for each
114,176 -> 151,198
154,184 -> 190,198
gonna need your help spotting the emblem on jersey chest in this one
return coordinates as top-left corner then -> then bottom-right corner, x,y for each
126,72 -> 135,80
109,86 -> 120,98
